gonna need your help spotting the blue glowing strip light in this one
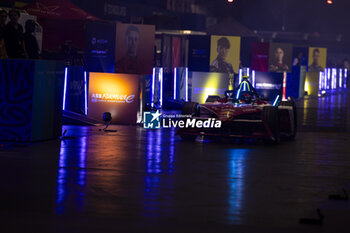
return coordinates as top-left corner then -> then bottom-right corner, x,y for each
173,68 -> 177,100
273,95 -> 280,106
247,68 -> 250,77
332,68 -> 337,89
319,71 -> 323,91
185,67 -> 189,101
239,69 -> 242,84
151,68 -> 155,108
327,68 -> 331,89
84,71 -> 88,115
62,67 -> 68,111
345,69 -> 348,88
339,69 -> 343,88
323,69 -> 327,90
160,68 -> 163,107
252,70 -> 256,87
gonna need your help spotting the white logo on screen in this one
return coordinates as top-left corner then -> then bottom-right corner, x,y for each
126,95 -> 135,103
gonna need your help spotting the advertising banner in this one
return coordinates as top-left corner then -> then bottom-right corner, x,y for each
191,72 -> 230,104
115,23 -> 155,75
188,35 -> 210,72
210,35 -> 241,74
308,47 -> 327,73
88,72 -> 139,124
268,43 -> 293,73
0,59 -> 64,142
251,42 -> 269,72
254,72 -> 283,101
85,21 -> 116,73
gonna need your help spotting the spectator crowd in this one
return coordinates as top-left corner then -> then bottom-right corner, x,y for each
0,9 -> 39,59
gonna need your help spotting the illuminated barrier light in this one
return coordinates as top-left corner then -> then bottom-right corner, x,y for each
185,67 -> 189,101
62,67 -> 68,110
319,70 -> 327,91
160,68 -> 163,106
173,67 -> 189,101
62,67 -> 88,114
339,69 -> 343,88
151,67 -> 164,108
151,68 -> 155,107
84,71 -> 88,115
173,68 -> 177,99
238,68 -> 243,84
327,68 -> 331,89
318,71 -> 326,96
344,69 -> 348,88
331,68 -> 337,89
252,70 -> 256,88
324,69 -> 327,90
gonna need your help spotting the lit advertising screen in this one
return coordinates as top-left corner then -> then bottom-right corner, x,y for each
88,72 -> 139,124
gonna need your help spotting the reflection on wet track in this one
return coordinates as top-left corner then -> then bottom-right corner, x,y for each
1,91 -> 350,232
299,90 -> 349,131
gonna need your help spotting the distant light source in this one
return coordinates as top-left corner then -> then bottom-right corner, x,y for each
228,0 -> 234,2
327,0 -> 333,4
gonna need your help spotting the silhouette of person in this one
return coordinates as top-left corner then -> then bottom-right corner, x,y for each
0,9 -> 8,59
4,9 -> 26,58
23,19 -> 39,59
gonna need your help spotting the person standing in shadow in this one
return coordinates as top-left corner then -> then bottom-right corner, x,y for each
0,9 -> 8,59
4,9 -> 27,59
23,19 -> 39,59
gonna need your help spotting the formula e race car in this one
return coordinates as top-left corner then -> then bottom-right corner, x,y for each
177,77 -> 297,143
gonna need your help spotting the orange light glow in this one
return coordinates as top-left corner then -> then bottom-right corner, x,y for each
88,72 -> 139,124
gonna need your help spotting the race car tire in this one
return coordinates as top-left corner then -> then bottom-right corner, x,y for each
180,134 -> 197,141
279,100 -> 297,139
263,106 -> 280,144
181,102 -> 200,117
